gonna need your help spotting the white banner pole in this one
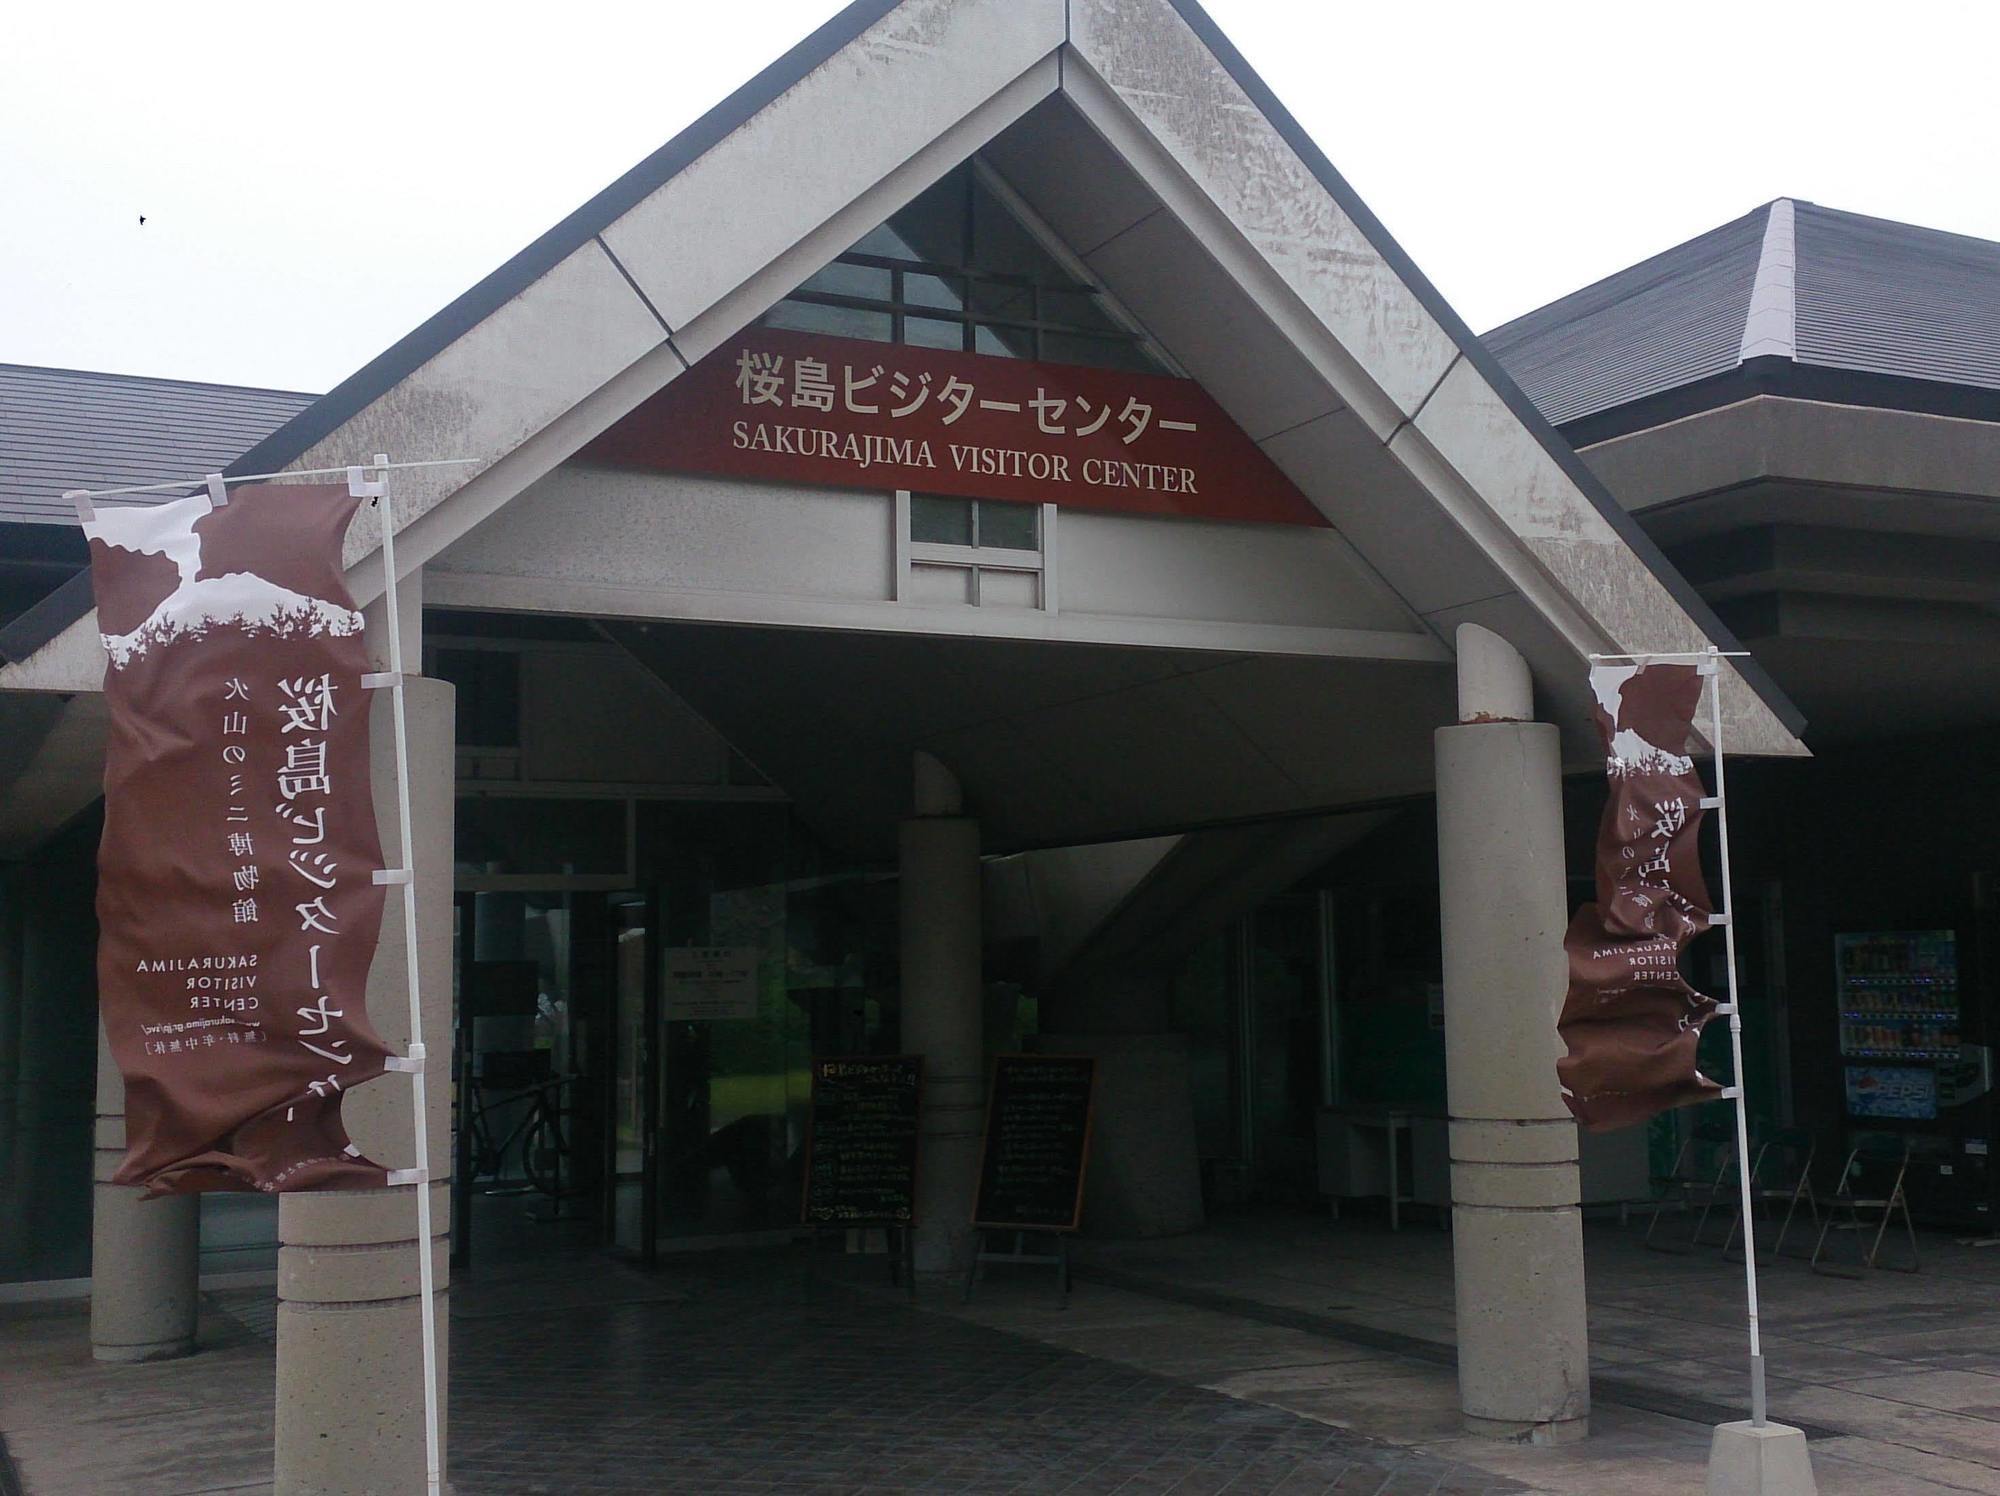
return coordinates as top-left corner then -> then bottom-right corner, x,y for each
1703,644 -> 1767,1426
352,454 -> 444,1494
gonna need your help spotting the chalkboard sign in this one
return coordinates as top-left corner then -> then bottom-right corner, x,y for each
972,1054 -> 1096,1231
802,1055 -> 922,1226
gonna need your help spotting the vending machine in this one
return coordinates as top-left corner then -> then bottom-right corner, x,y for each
1837,928 -> 1993,1227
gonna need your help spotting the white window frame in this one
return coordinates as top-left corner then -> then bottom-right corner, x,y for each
893,490 -> 1059,612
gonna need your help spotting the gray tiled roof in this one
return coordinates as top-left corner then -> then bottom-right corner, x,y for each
1485,199 -> 2000,430
1794,202 -> 2000,388
0,364 -> 316,525
1483,207 -> 1767,428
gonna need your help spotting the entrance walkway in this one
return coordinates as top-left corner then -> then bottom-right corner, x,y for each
955,1213 -> 2000,1495
0,1246 -> 1512,1495
6,1216 -> 1999,1493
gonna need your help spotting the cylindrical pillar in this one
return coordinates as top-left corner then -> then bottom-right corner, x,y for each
90,1017 -> 199,1362
275,674 -> 454,1495
1436,626 -> 1589,1444
899,756 -> 983,1279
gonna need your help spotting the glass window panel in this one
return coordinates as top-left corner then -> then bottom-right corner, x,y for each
977,568 -> 1040,609
970,278 -> 1035,320
1040,287 -> 1123,335
911,494 -> 974,545
903,273 -> 966,311
909,562 -> 976,605
874,165 -> 969,266
975,500 -> 1039,551
765,299 -> 892,343
435,648 -> 520,748
455,798 -> 627,877
1041,331 -> 1160,374
971,174 -> 1068,282
973,323 -> 1035,360
798,260 -> 891,300
903,315 -> 966,352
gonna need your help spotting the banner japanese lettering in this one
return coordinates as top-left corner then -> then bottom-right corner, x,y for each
1557,662 -> 1723,1130
84,483 -> 394,1195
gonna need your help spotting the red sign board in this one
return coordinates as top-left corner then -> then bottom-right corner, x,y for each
581,328 -> 1327,527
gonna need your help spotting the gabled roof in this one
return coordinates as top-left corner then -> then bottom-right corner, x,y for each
0,0 -> 1805,752
0,364 -> 315,526
1487,199 -> 2000,443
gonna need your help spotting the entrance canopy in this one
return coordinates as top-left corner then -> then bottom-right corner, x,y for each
0,0 -> 1804,858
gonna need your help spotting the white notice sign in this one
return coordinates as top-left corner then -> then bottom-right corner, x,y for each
664,946 -> 761,1022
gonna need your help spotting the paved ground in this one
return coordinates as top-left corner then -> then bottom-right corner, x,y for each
0,1244 -> 1514,1495
1020,1214 -> 2000,1494
5,1209 -> 2000,1494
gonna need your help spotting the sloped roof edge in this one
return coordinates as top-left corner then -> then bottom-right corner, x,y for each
1158,3 -> 1799,737
0,0 -> 1808,742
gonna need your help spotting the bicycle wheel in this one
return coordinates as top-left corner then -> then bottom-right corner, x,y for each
522,1109 -> 568,1197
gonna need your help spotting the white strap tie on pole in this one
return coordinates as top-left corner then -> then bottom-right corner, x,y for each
352,453 -> 445,1495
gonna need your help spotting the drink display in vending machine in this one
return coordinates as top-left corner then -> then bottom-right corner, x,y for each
1836,928 -> 1995,1225
1837,929 -> 1960,1099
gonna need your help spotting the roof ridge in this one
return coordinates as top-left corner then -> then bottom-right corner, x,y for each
1737,199 -> 1798,362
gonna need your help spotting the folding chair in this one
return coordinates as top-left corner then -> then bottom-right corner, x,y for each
1643,1119 -> 1737,1253
1722,1125 -> 1819,1261
1811,1137 -> 1919,1276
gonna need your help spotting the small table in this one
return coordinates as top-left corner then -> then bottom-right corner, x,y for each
1316,1106 -> 1445,1230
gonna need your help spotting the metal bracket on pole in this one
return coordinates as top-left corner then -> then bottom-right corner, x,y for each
386,1167 -> 430,1187
371,868 -> 411,886
205,472 -> 229,508
362,672 -> 402,691
68,490 -> 95,524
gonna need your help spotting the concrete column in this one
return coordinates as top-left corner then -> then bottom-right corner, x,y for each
90,1018 -> 199,1362
1435,624 -> 1589,1443
900,752 -> 983,1278
275,674 -> 454,1496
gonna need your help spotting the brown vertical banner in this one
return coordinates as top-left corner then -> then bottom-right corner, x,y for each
1557,662 -> 1723,1130
85,483 -> 394,1195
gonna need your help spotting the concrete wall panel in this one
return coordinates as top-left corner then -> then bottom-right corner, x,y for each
433,466 -> 894,604
1067,0 -> 1460,426
601,0 -> 1066,335
1059,511 -> 1418,633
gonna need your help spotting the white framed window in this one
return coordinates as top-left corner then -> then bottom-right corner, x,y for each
894,491 -> 1057,611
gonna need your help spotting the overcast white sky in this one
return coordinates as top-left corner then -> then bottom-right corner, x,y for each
4,1 -> 1995,394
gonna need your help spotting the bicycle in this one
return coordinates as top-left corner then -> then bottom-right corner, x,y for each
466,1070 -> 573,1198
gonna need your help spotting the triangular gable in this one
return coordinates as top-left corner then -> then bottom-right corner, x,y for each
0,0 -> 1806,760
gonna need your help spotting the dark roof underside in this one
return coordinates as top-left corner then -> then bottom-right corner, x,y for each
0,364 -> 314,526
